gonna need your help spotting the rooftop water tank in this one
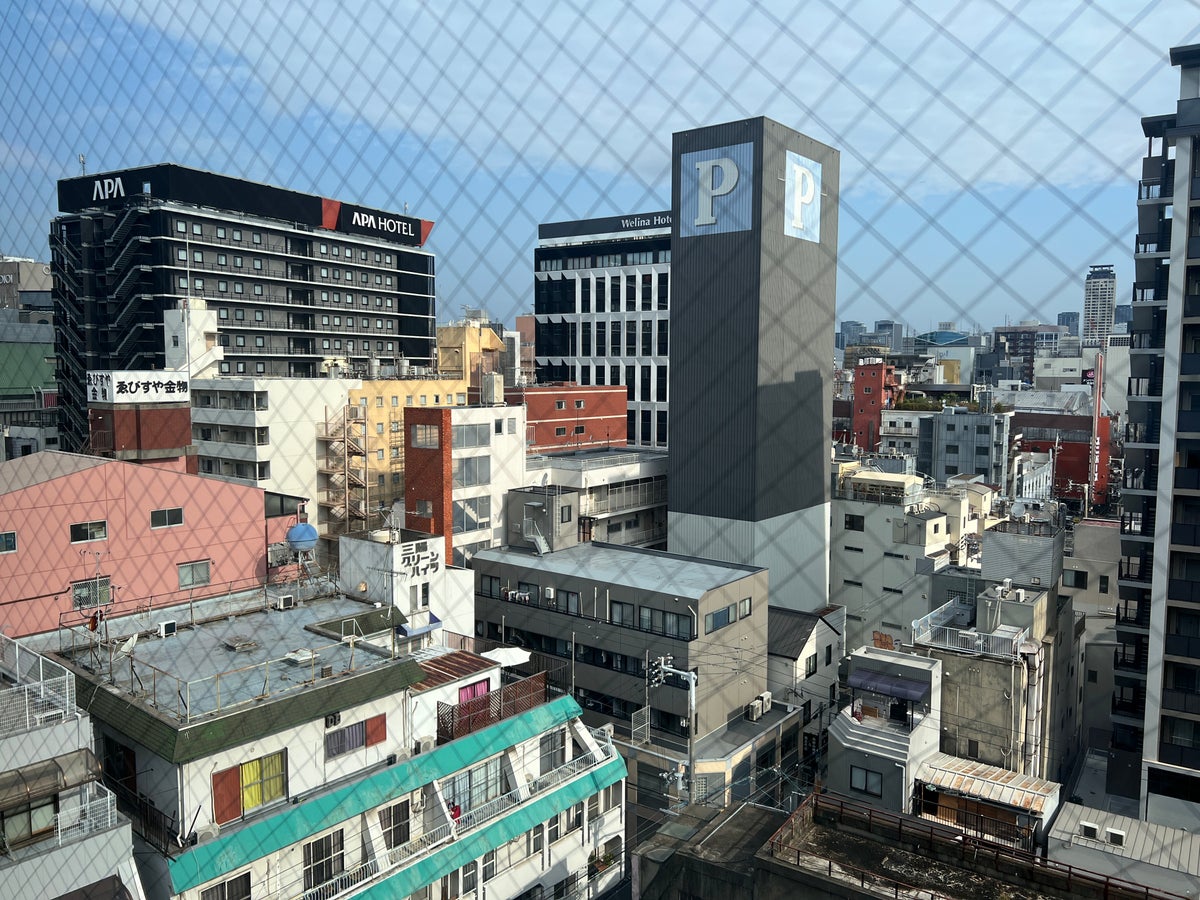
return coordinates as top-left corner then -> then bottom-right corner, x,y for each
286,522 -> 319,552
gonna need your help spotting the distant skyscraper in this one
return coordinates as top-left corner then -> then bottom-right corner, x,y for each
1057,310 -> 1080,337
668,117 -> 839,610
840,319 -> 866,348
874,319 -> 902,351
1082,264 -> 1116,347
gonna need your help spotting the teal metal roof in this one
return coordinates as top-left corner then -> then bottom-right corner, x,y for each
169,695 -> 622,893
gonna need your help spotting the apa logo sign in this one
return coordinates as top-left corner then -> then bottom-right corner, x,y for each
92,177 -> 125,201
784,151 -> 821,243
679,143 -> 753,238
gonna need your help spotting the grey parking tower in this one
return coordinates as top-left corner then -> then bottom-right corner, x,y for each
667,117 -> 838,611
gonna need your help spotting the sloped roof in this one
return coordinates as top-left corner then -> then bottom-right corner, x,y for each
916,753 -> 1059,814
0,450 -> 107,493
767,607 -> 819,658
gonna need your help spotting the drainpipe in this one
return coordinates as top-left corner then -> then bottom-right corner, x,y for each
1021,641 -> 1044,778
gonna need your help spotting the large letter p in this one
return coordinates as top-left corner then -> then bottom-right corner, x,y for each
694,158 -> 739,227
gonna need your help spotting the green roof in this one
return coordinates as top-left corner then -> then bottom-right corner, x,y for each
169,695 -> 624,894
0,342 -> 54,395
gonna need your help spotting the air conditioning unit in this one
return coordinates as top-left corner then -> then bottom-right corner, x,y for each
324,712 -> 341,729
544,587 -> 555,599
1106,828 -> 1126,847
759,691 -> 774,713
1079,821 -> 1099,839
157,620 -> 177,639
275,595 -> 296,611
193,823 -> 221,845
411,792 -> 426,812
745,699 -> 763,722
417,736 -> 436,754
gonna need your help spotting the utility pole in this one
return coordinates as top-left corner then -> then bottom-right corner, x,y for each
650,655 -> 699,805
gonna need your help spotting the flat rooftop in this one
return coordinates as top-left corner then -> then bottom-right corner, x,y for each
56,589 -> 415,723
472,542 -> 763,600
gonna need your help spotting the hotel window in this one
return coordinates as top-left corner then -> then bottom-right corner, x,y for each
233,256 -> 243,267
178,560 -> 211,589
0,531 -> 15,553
212,750 -> 287,825
252,258 -> 262,270
193,250 -> 203,263
71,576 -> 111,609
256,337 -> 265,348
235,336 -> 245,347
216,226 -> 226,239
199,873 -> 250,900
192,223 -> 202,235
411,424 -> 439,448
177,248 -> 187,261
177,276 -> 187,289
255,309 -> 264,321
150,507 -> 183,528
234,283 -> 244,294
176,220 -> 187,233
217,280 -> 228,292
253,285 -> 263,296
303,830 -> 344,891
251,232 -> 262,245
70,520 -> 107,543
232,229 -> 242,241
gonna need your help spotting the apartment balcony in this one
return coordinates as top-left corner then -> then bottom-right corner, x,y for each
1130,329 -> 1167,351
0,781 -> 121,874
1181,353 -> 1200,377
1164,633 -> 1200,661
1162,688 -> 1200,716
1159,741 -> 1200,770
1176,466 -> 1200,491
1113,646 -> 1148,675
1122,467 -> 1158,491
1138,178 -> 1163,200
1120,512 -> 1155,539
1133,279 -> 1167,304
1171,522 -> 1200,548
1168,578 -> 1200,605
1111,688 -> 1146,721
1114,601 -> 1150,631
1128,375 -> 1164,400
1135,231 -> 1171,255
436,672 -> 550,745
1183,294 -> 1200,319
1178,410 -> 1200,435
578,481 -> 666,517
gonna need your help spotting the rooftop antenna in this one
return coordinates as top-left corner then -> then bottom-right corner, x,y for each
78,153 -> 86,175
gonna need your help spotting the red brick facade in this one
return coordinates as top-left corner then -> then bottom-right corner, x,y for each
852,362 -> 904,451
404,407 -> 454,561
503,384 -> 626,453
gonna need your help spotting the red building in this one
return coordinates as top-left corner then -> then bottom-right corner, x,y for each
0,451 -> 290,636
851,359 -> 904,451
1013,411 -> 1114,509
404,406 -> 454,563
503,383 -> 627,453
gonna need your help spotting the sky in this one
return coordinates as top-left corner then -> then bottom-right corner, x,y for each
2,0 -> 1198,334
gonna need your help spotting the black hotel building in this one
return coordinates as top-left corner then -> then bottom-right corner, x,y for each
51,164 -> 437,449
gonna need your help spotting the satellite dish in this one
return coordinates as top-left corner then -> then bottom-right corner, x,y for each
113,633 -> 138,661
1011,502 -> 1026,519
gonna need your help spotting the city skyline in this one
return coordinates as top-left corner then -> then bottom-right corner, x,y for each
2,1 -> 1197,333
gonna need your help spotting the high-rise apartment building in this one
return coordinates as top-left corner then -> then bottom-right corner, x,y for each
667,117 -> 839,610
1121,44 -> 1200,826
51,164 -> 436,450
1057,310 -> 1080,337
1083,264 -> 1117,347
533,212 -> 671,448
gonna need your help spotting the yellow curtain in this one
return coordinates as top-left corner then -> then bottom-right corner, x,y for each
262,752 -> 286,803
241,758 -> 263,810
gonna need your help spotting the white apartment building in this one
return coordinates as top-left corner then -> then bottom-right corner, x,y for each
50,588 -> 626,900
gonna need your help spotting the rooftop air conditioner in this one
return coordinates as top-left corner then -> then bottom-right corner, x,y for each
745,700 -> 763,722
157,620 -> 177,639
1079,821 -> 1099,839
193,823 -> 220,845
1106,828 -> 1126,847
276,595 -> 296,611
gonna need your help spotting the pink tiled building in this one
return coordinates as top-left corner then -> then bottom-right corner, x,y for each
0,452 -> 291,636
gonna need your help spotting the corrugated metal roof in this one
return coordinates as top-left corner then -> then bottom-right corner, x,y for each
1050,802 -> 1200,875
411,650 -> 495,692
767,608 -> 819,658
916,753 -> 1059,814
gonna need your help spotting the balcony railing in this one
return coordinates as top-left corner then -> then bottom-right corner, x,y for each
1120,512 -> 1155,537
1115,602 -> 1150,628
436,673 -> 548,744
1172,522 -> 1200,547
0,636 -> 74,739
1123,427 -> 1161,448
1128,376 -> 1164,399
1168,578 -> 1200,605
52,782 -> 119,849
1163,688 -> 1200,715
1113,647 -> 1148,674
1136,231 -> 1171,254
297,743 -> 615,900
1123,468 -> 1158,491
1164,633 -> 1200,660
578,481 -> 666,517
1111,693 -> 1146,718
1139,179 -> 1163,200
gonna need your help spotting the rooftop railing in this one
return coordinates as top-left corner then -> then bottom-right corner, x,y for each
0,634 -> 74,738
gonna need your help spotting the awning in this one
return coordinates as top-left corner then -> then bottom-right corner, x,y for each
482,648 -> 532,668
0,747 -> 101,809
848,669 -> 930,702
